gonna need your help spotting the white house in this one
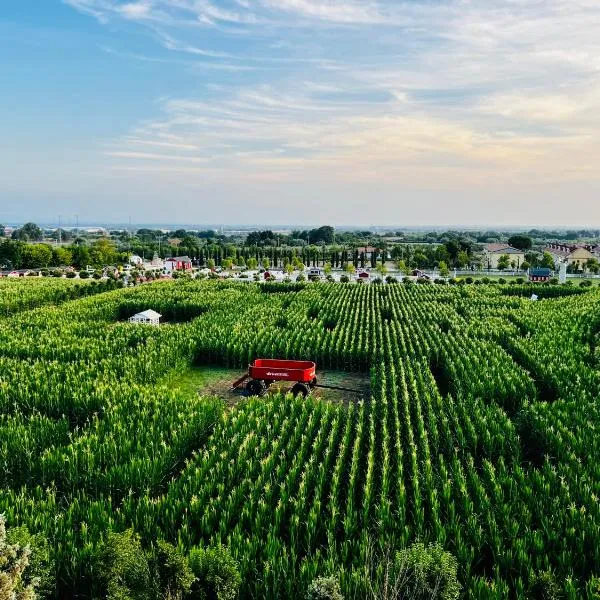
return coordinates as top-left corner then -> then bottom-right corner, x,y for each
129,309 -> 162,326
129,254 -> 143,266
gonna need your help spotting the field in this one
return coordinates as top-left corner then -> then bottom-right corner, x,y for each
1,278 -> 600,598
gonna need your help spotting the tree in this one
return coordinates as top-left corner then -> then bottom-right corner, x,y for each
376,261 -> 387,277
1,514 -> 40,599
188,545 -> 241,600
222,258 -> 233,271
540,252 -> 555,270
521,261 -> 531,272
507,235 -> 533,251
52,246 -> 73,267
89,239 -> 118,268
207,259 -> 216,270
21,244 -> 53,269
396,260 -> 409,275
324,262 -> 332,276
246,257 -> 258,271
586,258 -> 599,274
12,222 -> 43,241
307,576 -> 344,600
284,263 -> 294,276
262,257 -> 270,270
438,261 -> 450,278
344,263 -> 355,275
497,254 -> 510,271
456,251 -> 470,268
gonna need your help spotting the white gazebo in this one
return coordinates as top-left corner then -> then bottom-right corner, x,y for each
129,309 -> 162,326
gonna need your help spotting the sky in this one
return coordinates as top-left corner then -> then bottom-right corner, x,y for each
1,0 -> 599,227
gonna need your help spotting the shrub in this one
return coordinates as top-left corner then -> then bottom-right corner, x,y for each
340,275 -> 350,283
66,270 -> 76,278
498,278 -> 507,285
516,277 -> 525,284
0,515 -> 40,599
188,545 -> 241,600
481,277 -> 490,284
528,570 -> 561,600
385,276 -> 398,284
465,277 -> 474,284
306,575 -> 344,600
296,274 -> 306,282
5,521 -> 54,597
372,277 -> 383,285
580,279 -> 593,288
549,277 -> 559,285
79,270 -> 90,279
393,542 -> 460,600
95,529 -> 153,600
151,539 -> 194,600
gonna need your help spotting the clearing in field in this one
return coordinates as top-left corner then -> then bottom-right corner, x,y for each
164,365 -> 370,407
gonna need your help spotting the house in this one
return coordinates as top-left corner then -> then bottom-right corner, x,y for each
483,244 -> 525,270
308,267 -> 323,277
529,268 -> 552,283
129,254 -> 143,266
357,271 -> 370,279
129,309 -> 162,325
411,269 -> 430,280
545,243 -> 595,270
356,246 -> 378,259
164,256 -> 192,273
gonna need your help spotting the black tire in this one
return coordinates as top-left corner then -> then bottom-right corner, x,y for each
291,383 -> 310,398
246,379 -> 265,396
309,377 -> 318,389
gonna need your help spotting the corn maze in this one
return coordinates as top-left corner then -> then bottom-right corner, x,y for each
1,278 -> 600,598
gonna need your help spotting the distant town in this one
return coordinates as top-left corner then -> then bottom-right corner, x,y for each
1,222 -> 599,286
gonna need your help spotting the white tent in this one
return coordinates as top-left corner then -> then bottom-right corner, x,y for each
129,309 -> 162,325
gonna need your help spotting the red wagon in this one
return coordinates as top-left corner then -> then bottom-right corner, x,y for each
232,358 -> 317,397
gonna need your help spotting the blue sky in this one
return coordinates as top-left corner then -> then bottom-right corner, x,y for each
1,0 -> 599,227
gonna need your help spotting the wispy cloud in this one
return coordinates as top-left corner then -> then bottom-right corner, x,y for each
64,0 -> 600,214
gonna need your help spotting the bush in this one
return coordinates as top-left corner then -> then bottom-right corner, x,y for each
394,542 -> 460,600
79,270 -> 90,279
96,529 -> 153,600
580,279 -> 593,287
296,274 -> 306,282
188,545 -> 241,600
481,277 -> 490,284
549,277 -> 559,285
465,277 -> 474,284
339,275 -> 350,283
1,515 -> 44,599
498,278 -> 507,285
372,277 -> 383,285
385,275 -> 398,284
516,277 -> 525,284
306,575 -> 344,600
151,539 -> 194,600
66,270 -> 76,278
528,570 -> 561,600
4,521 -> 54,597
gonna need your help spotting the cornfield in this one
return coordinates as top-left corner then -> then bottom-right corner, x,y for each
0,278 -> 599,598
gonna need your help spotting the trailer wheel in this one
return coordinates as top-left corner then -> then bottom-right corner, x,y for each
309,377 -> 318,389
246,379 -> 265,396
291,383 -> 310,398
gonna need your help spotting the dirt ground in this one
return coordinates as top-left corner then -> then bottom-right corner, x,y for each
165,365 -> 370,407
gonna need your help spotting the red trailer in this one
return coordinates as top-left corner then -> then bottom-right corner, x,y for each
232,358 -> 317,397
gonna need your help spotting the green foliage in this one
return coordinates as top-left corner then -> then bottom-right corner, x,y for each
306,576 -> 343,600
96,530 -> 153,600
5,523 -> 54,597
394,543 -> 460,600
508,235 -> 533,250
0,515 -> 38,600
152,539 -> 194,600
527,570 -> 561,600
188,545 -> 241,600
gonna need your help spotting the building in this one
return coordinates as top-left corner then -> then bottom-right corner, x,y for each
529,268 -> 552,283
129,254 -> 143,266
545,243 -> 595,270
483,244 -> 526,270
164,256 -> 192,273
129,309 -> 162,325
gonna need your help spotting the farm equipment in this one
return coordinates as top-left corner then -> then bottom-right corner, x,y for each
231,358 -> 362,398
232,358 -> 317,397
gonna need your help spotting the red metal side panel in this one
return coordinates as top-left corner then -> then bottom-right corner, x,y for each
249,359 -> 316,383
